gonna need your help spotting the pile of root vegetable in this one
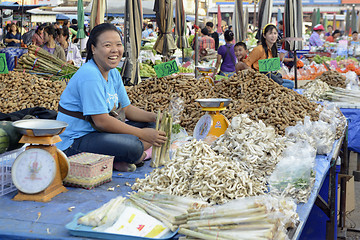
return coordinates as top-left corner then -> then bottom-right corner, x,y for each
127,70 -> 320,135
0,72 -> 65,113
315,71 -> 346,88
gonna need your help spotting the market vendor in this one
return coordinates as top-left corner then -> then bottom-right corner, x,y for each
42,25 -> 66,61
31,25 -> 45,46
56,26 -> 82,66
4,23 -> 22,47
240,24 -> 294,89
309,24 -> 324,47
325,29 -> 340,43
56,23 -> 167,172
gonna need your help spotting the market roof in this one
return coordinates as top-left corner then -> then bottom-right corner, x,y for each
0,1 -> 47,10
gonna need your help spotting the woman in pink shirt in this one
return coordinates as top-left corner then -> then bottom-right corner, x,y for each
31,25 -> 44,46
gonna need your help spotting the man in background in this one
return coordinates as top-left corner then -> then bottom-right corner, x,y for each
142,23 -> 154,39
206,22 -> 219,50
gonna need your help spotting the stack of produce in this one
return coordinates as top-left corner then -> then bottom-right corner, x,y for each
178,195 -> 299,240
302,80 -> 331,101
139,62 -> 156,78
215,70 -> 320,135
14,45 -> 78,81
213,114 -> 286,177
132,139 -> 267,204
127,76 -> 216,133
315,71 -> 346,88
129,192 -> 209,231
0,72 -> 65,113
151,111 -> 172,168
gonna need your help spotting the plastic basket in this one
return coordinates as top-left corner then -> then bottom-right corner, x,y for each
0,146 -> 26,196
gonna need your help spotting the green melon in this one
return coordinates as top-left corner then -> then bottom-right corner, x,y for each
0,121 -> 24,151
0,128 -> 9,154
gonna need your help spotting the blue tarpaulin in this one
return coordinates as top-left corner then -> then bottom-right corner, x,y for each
0,47 -> 27,71
340,108 -> 360,153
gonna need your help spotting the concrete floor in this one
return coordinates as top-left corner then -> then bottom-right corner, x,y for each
339,151 -> 360,239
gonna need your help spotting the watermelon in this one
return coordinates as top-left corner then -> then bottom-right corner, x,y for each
0,128 -> 9,154
0,121 -> 24,151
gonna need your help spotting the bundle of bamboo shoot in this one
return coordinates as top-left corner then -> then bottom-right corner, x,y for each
321,86 -> 360,103
178,196 -> 299,240
151,111 -> 173,167
128,192 -> 209,232
14,45 -> 78,81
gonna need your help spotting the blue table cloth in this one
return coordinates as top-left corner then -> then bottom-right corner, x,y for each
0,47 -> 27,71
0,141 -> 340,240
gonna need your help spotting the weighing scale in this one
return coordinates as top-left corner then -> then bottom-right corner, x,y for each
11,119 -> 69,202
196,66 -> 215,85
193,98 -> 231,143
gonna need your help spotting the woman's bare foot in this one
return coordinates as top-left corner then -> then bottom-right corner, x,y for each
113,161 -> 136,172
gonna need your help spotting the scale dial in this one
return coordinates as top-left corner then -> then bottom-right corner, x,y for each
194,114 -> 213,141
12,148 -> 56,194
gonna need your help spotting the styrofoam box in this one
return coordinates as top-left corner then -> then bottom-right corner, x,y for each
0,146 -> 26,196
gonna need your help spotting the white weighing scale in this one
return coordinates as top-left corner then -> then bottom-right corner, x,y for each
11,119 -> 69,202
193,98 -> 231,143
196,66 -> 215,85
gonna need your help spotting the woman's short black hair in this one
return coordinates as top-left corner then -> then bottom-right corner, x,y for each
56,26 -> 70,41
332,29 -> 341,37
44,25 -> 57,39
86,23 -> 121,62
224,30 -> 234,42
35,25 -> 44,34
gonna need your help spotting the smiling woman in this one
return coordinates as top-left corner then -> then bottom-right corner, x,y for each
56,23 -> 167,172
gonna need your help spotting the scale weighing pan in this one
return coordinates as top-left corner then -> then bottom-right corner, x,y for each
196,98 -> 231,108
13,119 -> 68,136
195,66 -> 215,72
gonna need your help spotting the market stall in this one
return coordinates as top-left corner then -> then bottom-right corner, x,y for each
0,68 -> 350,239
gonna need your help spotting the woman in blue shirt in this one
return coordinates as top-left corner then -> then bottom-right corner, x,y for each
5,23 -> 21,47
57,23 -> 166,172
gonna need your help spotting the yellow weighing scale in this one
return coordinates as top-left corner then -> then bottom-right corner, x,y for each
11,119 -> 69,202
196,66 -> 215,85
194,98 -> 231,143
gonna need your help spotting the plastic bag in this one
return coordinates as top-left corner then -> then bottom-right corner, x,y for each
269,140 -> 316,203
344,71 -> 360,90
167,95 -> 184,125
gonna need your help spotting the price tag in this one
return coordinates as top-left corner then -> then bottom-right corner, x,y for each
154,60 -> 179,78
258,57 -> 281,72
0,53 -> 8,74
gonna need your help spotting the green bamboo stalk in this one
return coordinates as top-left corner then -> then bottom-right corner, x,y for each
150,111 -> 161,168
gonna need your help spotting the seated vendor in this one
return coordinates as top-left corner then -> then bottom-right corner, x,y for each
5,23 -> 22,47
56,23 -> 167,172
42,25 -> 66,61
241,23 -> 294,89
309,24 -> 325,47
325,29 -> 340,43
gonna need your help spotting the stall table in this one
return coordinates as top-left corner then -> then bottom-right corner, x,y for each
0,138 -> 345,240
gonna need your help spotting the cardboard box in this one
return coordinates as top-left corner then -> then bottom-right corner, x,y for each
64,152 -> 113,189
337,175 -> 355,215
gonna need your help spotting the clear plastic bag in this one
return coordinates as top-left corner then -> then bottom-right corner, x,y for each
168,95 -> 185,124
344,71 -> 360,90
269,140 -> 316,203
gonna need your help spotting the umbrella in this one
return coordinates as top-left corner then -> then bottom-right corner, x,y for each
316,8 -> 321,25
333,13 -> 336,30
345,6 -> 350,35
256,0 -> 273,39
121,0 -> 142,85
175,0 -> 188,61
233,0 -> 245,43
323,14 -> 328,31
244,6 -> 249,37
351,5 -> 357,34
277,8 -> 282,24
311,9 -> 316,29
217,5 -> 222,33
153,0 -> 177,57
77,0 -> 86,39
90,0 -> 105,30
284,0 -> 303,89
